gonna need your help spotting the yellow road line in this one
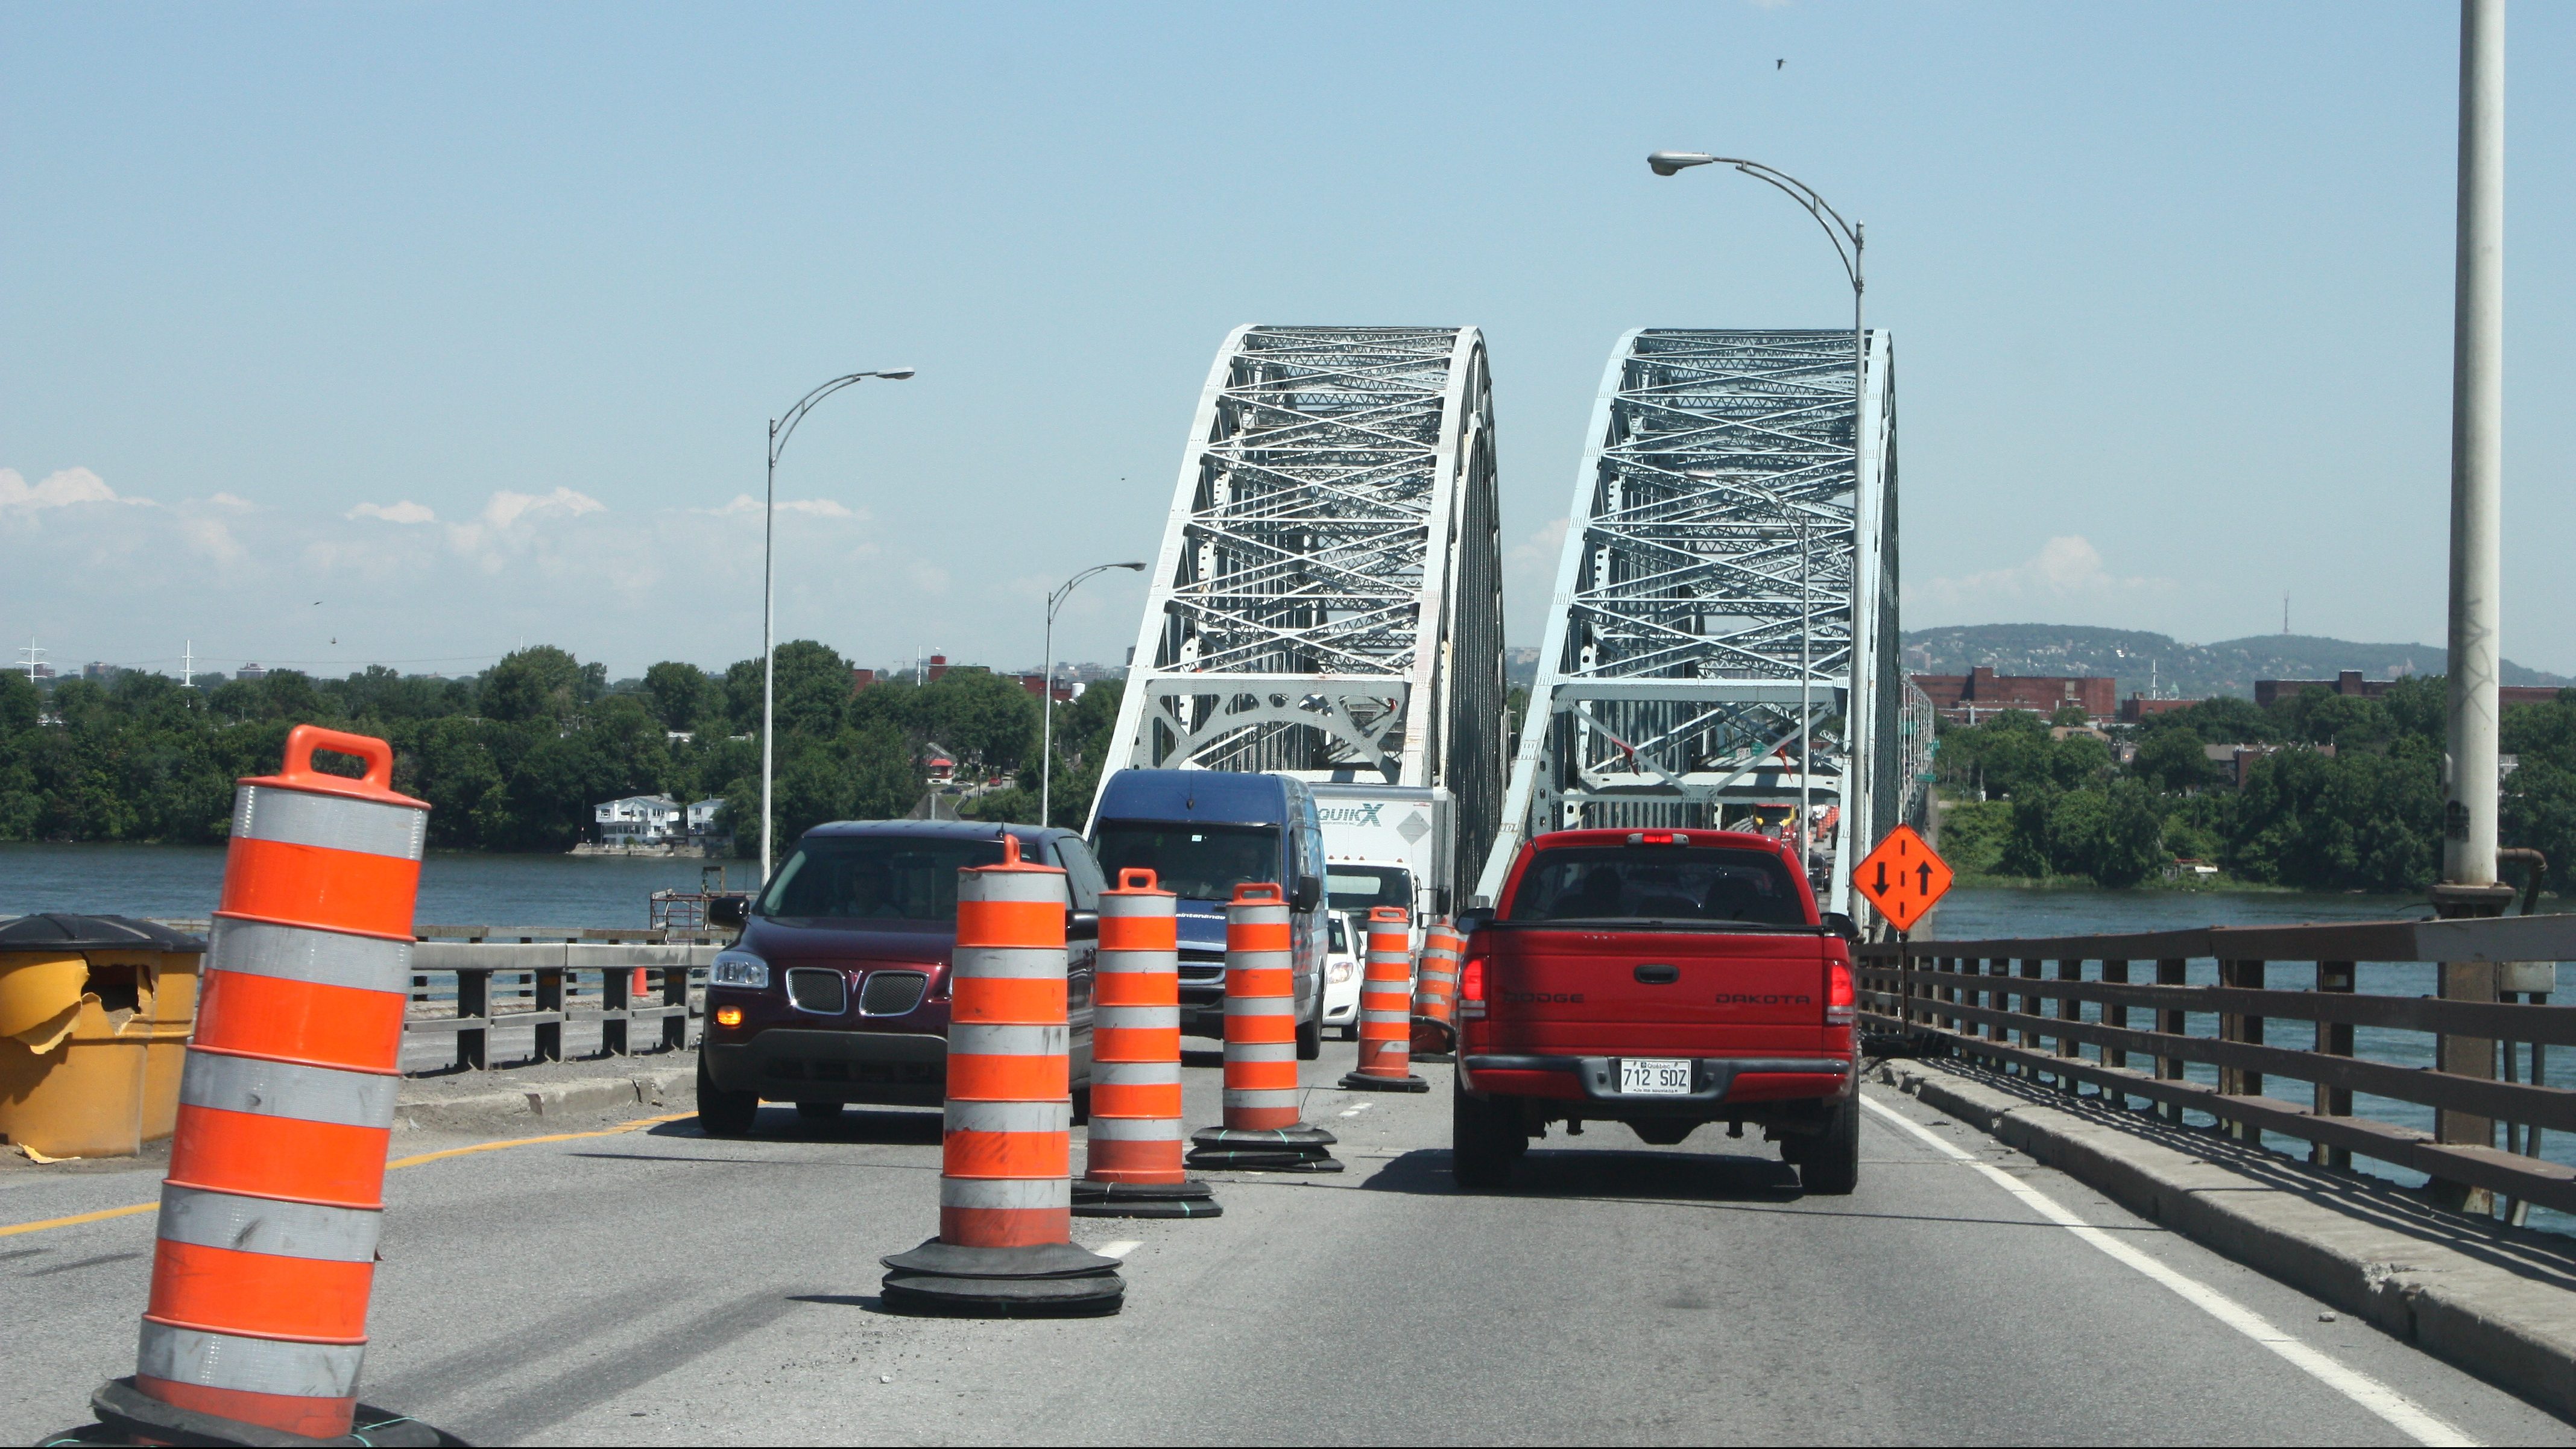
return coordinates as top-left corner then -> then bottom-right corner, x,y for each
0,1204 -> 156,1240
384,1111 -> 693,1169
2,1110 -> 696,1239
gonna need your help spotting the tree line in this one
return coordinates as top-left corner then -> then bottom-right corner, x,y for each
0,643 -> 1126,854
1933,676 -> 2576,894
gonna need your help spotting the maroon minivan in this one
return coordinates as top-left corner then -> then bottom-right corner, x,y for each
695,820 -> 1106,1136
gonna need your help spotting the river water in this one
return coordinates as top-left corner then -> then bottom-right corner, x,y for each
3,844 -> 2565,1233
0,841 -> 748,928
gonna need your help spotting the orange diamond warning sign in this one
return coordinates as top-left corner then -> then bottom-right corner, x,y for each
1852,824 -> 1952,934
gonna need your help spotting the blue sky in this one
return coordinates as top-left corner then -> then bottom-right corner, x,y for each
5,2 -> 2570,681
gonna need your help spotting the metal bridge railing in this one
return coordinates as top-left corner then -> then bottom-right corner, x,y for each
1857,915 -> 2576,1220
151,921 -> 725,1073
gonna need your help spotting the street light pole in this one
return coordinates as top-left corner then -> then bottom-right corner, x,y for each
1652,151 -> 1864,874
2442,0 -> 2506,905
1040,561 -> 1146,826
762,367 -> 914,883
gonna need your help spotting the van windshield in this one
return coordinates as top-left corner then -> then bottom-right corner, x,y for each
1327,865 -> 1412,912
759,836 -> 1006,921
1507,846 -> 1808,927
1093,822 -> 1280,902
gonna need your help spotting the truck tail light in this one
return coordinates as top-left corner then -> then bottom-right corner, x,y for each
1626,831 -> 1686,845
1460,956 -> 1487,1018
1825,959 -> 1855,1028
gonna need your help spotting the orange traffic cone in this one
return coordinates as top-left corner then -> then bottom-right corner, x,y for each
1410,918 -> 1463,1058
1073,869 -> 1218,1218
1184,883 -> 1340,1172
1340,906 -> 1427,1092
69,726 -> 456,1447
880,834 -> 1123,1315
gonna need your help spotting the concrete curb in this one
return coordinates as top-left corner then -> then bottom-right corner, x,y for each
1881,1058 -> 2576,1419
394,1065 -> 695,1133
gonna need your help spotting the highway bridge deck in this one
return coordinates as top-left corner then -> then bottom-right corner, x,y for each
5,1062 -> 2571,1444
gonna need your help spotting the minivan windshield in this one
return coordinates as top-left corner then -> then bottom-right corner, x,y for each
1327,865 -> 1412,913
1507,846 -> 1808,927
1092,822 -> 1280,902
759,836 -> 1006,921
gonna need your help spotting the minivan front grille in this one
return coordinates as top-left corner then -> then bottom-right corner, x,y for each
1179,951 -> 1226,983
785,967 -> 849,1015
859,970 -> 929,1016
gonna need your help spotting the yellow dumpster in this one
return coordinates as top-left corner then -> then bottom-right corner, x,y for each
0,915 -> 206,1159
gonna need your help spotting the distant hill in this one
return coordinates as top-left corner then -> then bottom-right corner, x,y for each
1901,623 -> 2572,701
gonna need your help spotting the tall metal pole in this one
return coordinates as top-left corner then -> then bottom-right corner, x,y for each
761,427 -> 779,883
1041,599 -> 1057,825
2443,0 -> 2505,897
759,367 -> 914,883
1040,561 -> 1146,827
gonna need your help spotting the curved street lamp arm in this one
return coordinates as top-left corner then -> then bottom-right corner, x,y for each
771,372 -> 888,465
1048,561 -> 1131,618
1697,157 -> 1861,290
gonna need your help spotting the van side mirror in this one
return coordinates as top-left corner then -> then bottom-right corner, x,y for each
1292,874 -> 1322,913
1454,907 -> 1495,936
708,896 -> 748,929
1821,911 -> 1861,942
1068,908 -> 1099,941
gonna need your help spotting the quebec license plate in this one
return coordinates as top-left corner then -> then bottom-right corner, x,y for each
1619,1058 -> 1692,1095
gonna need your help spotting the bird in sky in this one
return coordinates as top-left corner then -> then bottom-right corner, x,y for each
1776,58 -> 1785,69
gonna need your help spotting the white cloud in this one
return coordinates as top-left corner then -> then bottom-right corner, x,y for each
348,500 -> 437,525
180,517 -> 247,567
0,467 -> 152,515
205,492 -> 254,510
479,487 -> 604,529
698,493 -> 859,519
1909,535 -> 2174,613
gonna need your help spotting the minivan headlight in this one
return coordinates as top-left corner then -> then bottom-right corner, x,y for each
1328,960 -> 1354,983
711,952 -> 769,989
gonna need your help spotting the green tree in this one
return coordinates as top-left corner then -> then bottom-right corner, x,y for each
2132,724 -> 2220,793
917,668 -> 1040,777
481,647 -> 588,726
641,661 -> 721,735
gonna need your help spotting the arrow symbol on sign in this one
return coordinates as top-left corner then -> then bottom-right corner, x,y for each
1875,861 -> 1888,895
1916,862 -> 1933,894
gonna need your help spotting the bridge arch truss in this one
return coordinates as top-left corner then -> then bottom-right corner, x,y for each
1098,324 -> 1506,909
1477,327 -> 1902,922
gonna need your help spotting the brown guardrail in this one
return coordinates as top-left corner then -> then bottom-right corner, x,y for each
1857,914 -> 2576,1220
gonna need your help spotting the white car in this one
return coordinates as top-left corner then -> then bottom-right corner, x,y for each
1321,912 -> 1365,1040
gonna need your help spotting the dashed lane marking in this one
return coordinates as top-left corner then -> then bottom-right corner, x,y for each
1,1111 -> 696,1240
1096,1240 -> 1142,1259
1861,1094 -> 2476,1448
1339,1102 -> 1374,1118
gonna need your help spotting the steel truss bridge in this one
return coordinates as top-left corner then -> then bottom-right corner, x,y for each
1475,328 -> 1915,923
1097,325 -> 1506,907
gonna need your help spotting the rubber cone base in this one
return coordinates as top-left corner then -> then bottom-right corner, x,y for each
1339,1070 -> 1430,1093
1409,1016 -> 1457,1058
1071,1178 -> 1222,1219
57,1379 -> 465,1447
877,1238 -> 1125,1317
1187,1124 -> 1343,1173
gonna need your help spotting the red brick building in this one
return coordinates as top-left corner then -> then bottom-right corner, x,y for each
2255,669 -> 2562,710
1912,666 -> 2117,724
2120,695 -> 2200,723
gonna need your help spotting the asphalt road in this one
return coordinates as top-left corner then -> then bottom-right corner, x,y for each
6,1053 -> 2574,1446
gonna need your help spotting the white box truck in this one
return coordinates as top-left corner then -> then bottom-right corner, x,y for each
1309,784 -> 1454,944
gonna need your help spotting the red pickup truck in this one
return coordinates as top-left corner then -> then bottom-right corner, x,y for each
1451,827 -> 1860,1194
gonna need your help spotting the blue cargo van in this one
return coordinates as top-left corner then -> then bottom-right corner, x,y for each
1088,769 -> 1330,1059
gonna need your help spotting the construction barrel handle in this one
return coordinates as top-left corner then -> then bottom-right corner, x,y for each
1119,868 -> 1160,891
1231,882 -> 1284,904
278,724 -> 397,794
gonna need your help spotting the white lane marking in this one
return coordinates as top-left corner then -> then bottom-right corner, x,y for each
1339,1102 -> 1375,1118
1095,1240 -> 1142,1260
1861,1094 -> 2476,1448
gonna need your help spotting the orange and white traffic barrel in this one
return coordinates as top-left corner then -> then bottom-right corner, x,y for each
1185,883 -> 1340,1173
880,833 -> 1123,1316
1073,868 -> 1218,1219
1340,906 -> 1427,1093
1411,919 -> 1463,1058
72,726 -> 456,1448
